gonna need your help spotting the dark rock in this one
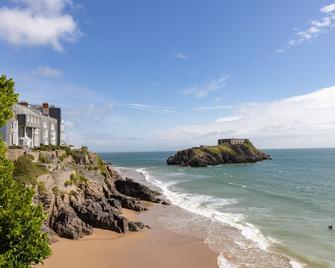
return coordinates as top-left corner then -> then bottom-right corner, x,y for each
128,221 -> 146,231
70,198 -> 143,233
115,178 -> 168,205
111,194 -> 146,211
50,204 -> 93,239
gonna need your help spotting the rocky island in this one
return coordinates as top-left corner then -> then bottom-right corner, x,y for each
167,138 -> 270,167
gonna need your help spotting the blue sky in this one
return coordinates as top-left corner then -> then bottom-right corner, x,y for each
0,0 -> 335,151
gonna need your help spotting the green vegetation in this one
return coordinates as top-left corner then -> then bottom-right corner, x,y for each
200,144 -> 237,156
38,153 -> 51,164
37,144 -> 69,152
59,153 -> 66,161
64,172 -> 89,187
37,181 -> 47,195
13,155 -> 48,186
68,190 -> 77,196
8,145 -> 23,149
52,186 -> 59,195
242,141 -> 258,154
0,74 -> 50,267
96,155 -> 106,175
64,180 -> 72,187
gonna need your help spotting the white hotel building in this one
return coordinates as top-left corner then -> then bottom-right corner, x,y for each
0,102 -> 64,148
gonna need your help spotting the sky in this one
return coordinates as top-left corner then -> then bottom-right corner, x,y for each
0,0 -> 335,152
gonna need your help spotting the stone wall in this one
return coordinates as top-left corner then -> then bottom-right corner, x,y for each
218,138 -> 247,145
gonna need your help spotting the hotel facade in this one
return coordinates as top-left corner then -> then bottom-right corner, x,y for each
0,102 -> 64,148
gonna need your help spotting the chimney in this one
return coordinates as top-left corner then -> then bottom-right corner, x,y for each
19,101 -> 29,107
42,102 -> 49,116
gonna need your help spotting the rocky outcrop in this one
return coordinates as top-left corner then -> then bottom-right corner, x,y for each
115,178 -> 169,205
12,146 -> 169,240
50,197 -> 93,239
167,140 -> 270,167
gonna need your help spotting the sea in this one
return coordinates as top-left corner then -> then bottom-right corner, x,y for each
100,148 -> 335,268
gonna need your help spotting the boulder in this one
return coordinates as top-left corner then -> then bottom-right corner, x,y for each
50,203 -> 93,239
115,178 -> 168,205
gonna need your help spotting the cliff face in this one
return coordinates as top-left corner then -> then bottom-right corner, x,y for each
11,146 -> 168,240
167,141 -> 270,167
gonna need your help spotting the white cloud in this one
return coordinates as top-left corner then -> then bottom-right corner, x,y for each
320,3 -> 335,13
183,73 -> 229,98
161,86 -> 335,149
194,105 -> 233,111
215,115 -> 243,122
34,65 -> 62,77
113,102 -> 176,113
279,2 -> 335,52
0,0 -> 79,51
175,53 -> 188,60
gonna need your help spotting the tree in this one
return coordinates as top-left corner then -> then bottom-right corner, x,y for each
0,75 -> 51,267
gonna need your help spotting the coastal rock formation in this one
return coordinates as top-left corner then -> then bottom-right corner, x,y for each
11,146 -> 168,240
115,178 -> 169,205
50,198 -> 93,239
167,140 -> 270,167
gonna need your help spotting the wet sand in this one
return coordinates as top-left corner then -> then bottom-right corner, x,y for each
38,204 -> 218,268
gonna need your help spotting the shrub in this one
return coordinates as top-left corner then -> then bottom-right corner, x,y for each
96,155 -> 106,174
64,180 -> 72,187
59,154 -> 66,161
0,74 -> 50,266
52,186 -> 59,195
37,181 -> 47,194
38,154 -> 50,164
68,172 -> 89,186
26,154 -> 35,161
13,155 -> 48,186
68,190 -> 77,196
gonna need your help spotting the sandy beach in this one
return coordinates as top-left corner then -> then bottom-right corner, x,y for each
38,204 -> 218,268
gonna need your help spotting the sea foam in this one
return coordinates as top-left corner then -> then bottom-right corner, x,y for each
135,167 -> 303,268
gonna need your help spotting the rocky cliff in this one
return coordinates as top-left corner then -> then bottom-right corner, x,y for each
11,146 -> 168,240
167,140 -> 270,167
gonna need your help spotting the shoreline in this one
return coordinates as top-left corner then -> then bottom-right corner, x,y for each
38,164 -> 306,268
115,166 -> 306,268
38,203 -> 218,268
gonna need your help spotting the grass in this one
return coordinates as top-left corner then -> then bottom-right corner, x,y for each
199,144 -> 236,156
242,141 -> 258,154
64,172 -> 89,187
39,154 -> 51,164
37,181 -> 47,194
13,155 -> 48,186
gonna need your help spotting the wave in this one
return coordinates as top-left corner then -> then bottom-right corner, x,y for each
135,167 -> 306,268
137,168 -> 270,250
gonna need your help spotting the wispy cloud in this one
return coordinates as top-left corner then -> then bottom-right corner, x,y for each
34,65 -> 63,77
0,0 -> 80,51
215,115 -> 243,122
183,73 -> 229,98
175,53 -> 189,60
279,2 -> 335,52
194,105 -> 233,111
113,102 -> 176,113
162,86 -> 335,149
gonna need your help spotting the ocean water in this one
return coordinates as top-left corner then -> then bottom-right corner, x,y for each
100,149 -> 335,268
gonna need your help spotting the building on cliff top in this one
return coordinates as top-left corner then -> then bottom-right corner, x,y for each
0,102 -> 64,148
218,138 -> 249,145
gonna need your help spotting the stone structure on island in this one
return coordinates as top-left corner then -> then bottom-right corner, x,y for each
167,138 -> 270,167
218,138 -> 249,145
